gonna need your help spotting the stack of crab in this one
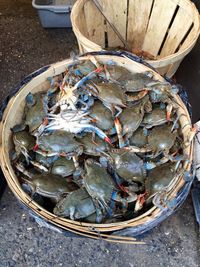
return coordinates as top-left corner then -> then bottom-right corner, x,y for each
11,56 -> 193,224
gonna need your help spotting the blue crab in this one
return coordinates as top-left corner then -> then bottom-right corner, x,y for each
83,159 -> 138,214
53,188 -> 99,221
16,163 -> 75,201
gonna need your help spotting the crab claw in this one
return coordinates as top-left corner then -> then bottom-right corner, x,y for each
187,125 -> 198,144
33,144 -> 39,151
114,117 -> 125,148
104,136 -> 113,145
94,67 -> 104,74
134,193 -> 147,212
166,104 -> 173,121
43,117 -> 49,125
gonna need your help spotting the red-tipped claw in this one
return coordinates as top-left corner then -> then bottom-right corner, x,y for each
91,118 -> 97,123
192,125 -> 198,133
43,117 -> 49,126
95,67 -> 103,74
166,111 -> 171,121
33,144 -> 39,151
104,136 -> 113,146
60,152 -> 67,157
119,185 -> 129,193
137,193 -> 147,206
114,117 -> 120,125
166,104 -> 173,122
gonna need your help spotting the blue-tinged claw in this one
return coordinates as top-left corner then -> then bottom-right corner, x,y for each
75,73 -> 96,88
99,156 -> 108,168
111,171 -> 123,187
25,93 -> 35,106
85,126 -> 112,145
74,69 -> 82,76
143,128 -> 148,136
74,67 -> 103,89
144,162 -> 156,170
106,60 -> 116,65
47,77 -> 55,86
160,103 -> 166,109
86,97 -> 94,108
184,171 -> 193,182
106,195 -> 116,218
171,85 -> 179,94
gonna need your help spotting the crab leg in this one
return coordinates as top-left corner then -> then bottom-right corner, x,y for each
44,118 -> 112,145
84,126 -> 112,145
30,160 -> 49,172
112,191 -> 138,204
123,146 -> 151,153
16,163 -> 33,179
73,67 -> 103,90
126,90 -> 148,102
115,106 -> 123,117
134,193 -> 147,212
114,117 -> 125,148
166,103 -> 173,121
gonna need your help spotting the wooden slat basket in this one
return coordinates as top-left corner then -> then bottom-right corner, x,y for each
71,0 -> 200,77
0,53 -> 194,243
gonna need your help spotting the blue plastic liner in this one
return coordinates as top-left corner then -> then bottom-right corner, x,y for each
0,51 -> 193,238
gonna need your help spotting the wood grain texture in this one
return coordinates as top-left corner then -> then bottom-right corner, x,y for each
160,7 -> 193,57
84,0 -> 105,47
127,0 -> 153,49
101,0 -> 128,47
142,0 -> 177,56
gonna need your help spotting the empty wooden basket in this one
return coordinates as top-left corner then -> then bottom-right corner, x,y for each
71,0 -> 200,77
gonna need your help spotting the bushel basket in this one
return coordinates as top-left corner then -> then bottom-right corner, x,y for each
71,0 -> 200,77
0,52 -> 194,243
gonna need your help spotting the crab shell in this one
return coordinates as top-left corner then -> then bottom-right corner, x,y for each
51,158 -> 76,177
23,173 -> 75,200
89,100 -> 114,131
147,124 -> 177,154
148,82 -> 172,103
110,149 -> 146,184
83,159 -> 116,206
93,83 -> 127,108
53,188 -> 96,220
25,93 -> 47,133
142,106 -> 168,128
119,96 -> 149,135
118,101 -> 145,136
13,130 -> 36,152
78,133 -> 110,156
37,131 -> 83,156
129,128 -> 148,148
145,163 -> 176,200
122,71 -> 155,92
105,64 -> 133,82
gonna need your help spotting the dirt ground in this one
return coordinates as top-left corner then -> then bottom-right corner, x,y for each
0,1 -> 200,266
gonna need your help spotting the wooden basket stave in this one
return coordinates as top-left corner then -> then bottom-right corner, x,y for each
71,0 -> 200,77
0,55 -> 193,240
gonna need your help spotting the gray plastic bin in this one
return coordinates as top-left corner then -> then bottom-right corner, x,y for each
32,0 -> 76,28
